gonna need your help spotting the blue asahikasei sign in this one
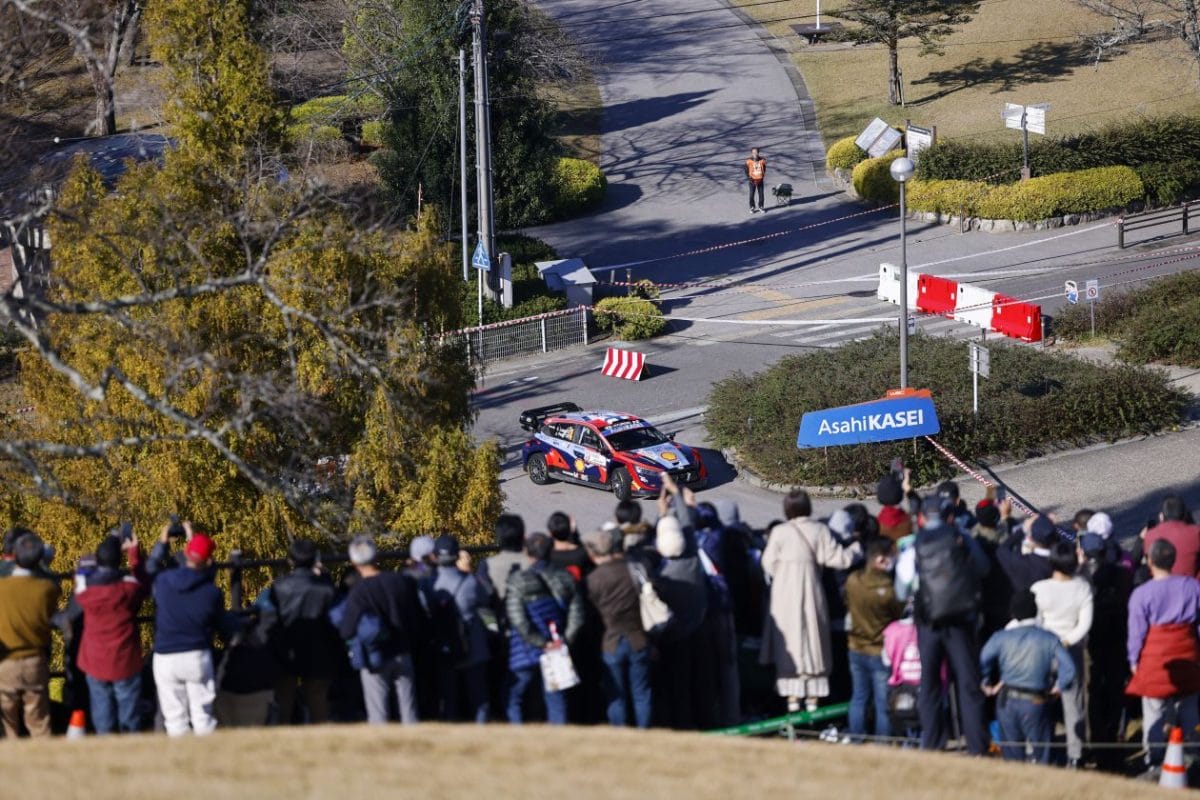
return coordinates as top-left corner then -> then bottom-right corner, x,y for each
797,395 -> 940,448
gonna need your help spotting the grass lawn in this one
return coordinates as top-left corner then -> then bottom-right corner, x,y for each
2,723 -> 1169,799
735,0 -> 1200,147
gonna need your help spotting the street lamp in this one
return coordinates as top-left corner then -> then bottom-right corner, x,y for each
889,156 -> 915,389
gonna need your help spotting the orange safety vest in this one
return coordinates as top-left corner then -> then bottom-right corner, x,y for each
746,157 -> 766,182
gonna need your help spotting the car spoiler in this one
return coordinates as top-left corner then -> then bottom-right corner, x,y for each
519,402 -> 581,432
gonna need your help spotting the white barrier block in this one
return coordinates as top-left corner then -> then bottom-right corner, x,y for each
954,282 -> 997,330
877,263 -> 920,310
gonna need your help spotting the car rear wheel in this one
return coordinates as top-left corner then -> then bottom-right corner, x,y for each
609,467 -> 632,501
527,453 -> 552,485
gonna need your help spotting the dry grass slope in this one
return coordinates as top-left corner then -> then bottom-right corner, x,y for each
736,0 -> 1200,145
3,724 -> 1168,799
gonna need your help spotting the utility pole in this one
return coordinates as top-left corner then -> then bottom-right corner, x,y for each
458,48 -> 469,282
470,0 -> 496,297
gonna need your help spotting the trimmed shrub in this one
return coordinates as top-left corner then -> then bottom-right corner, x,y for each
826,136 -> 867,171
916,114 -> 1200,183
705,333 -> 1188,488
289,94 -> 386,127
851,149 -> 904,204
550,157 -> 606,219
594,297 -> 666,340
285,123 -> 349,160
908,166 -> 1143,221
1135,160 -> 1200,207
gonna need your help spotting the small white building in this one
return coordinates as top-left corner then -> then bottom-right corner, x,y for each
535,258 -> 597,308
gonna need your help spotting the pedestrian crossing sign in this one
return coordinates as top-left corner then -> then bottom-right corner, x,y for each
472,241 -> 491,272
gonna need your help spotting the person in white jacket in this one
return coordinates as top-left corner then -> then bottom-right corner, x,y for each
1031,540 -> 1094,768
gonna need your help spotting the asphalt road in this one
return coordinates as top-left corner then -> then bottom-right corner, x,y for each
479,0 -> 1200,537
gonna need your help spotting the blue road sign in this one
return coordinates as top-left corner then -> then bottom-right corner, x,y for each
797,394 -> 940,448
472,242 -> 492,272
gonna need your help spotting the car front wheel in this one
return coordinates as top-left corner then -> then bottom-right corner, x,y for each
527,453 -> 552,485
609,467 -> 632,501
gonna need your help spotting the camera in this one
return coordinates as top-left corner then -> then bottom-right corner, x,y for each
167,515 -> 186,539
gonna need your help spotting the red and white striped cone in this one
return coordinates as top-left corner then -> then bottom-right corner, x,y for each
1160,725 -> 1188,789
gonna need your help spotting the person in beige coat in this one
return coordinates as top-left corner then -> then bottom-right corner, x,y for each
760,489 -> 862,712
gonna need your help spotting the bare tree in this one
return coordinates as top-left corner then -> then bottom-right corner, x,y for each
1077,0 -> 1200,77
5,0 -> 143,136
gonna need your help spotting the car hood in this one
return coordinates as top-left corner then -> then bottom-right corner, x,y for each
627,442 -> 691,470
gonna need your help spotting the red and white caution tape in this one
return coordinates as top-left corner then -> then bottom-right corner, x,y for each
923,435 -> 1035,518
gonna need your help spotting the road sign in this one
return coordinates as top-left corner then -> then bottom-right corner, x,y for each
969,342 -> 990,378
1064,279 -> 1078,305
797,394 -> 940,448
1085,279 -> 1099,301
472,241 -> 491,272
1002,103 -> 1025,131
907,315 -> 916,335
1025,104 -> 1049,135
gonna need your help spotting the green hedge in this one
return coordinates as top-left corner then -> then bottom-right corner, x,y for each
594,297 -> 666,340
851,149 -> 904,204
550,157 -> 606,219
1135,159 -> 1200,207
826,136 -> 867,171
1055,272 -> 1200,367
915,114 -> 1200,183
289,94 -> 386,127
360,120 -> 387,148
907,166 -> 1143,221
705,333 -> 1188,488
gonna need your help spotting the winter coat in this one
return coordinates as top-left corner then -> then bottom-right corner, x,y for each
505,562 -> 584,672
76,552 -> 149,682
152,565 -> 223,655
759,518 -> 860,679
432,566 -> 491,668
262,569 -> 339,679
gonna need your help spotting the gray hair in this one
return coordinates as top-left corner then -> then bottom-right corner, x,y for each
581,528 -> 616,558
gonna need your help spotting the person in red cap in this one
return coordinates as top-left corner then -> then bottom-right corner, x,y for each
151,521 -> 223,736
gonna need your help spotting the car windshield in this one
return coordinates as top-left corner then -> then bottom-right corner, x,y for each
605,425 -> 668,451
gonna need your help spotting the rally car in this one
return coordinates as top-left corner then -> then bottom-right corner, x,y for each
519,403 -> 708,501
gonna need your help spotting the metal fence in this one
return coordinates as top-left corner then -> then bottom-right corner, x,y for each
1118,201 -> 1193,248
459,305 -> 589,365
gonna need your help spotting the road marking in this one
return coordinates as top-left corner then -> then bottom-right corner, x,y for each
736,294 -> 849,321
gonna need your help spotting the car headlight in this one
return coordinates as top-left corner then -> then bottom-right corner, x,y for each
634,466 -> 661,482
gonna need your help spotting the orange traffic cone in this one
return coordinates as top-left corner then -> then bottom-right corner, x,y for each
1160,725 -> 1187,789
66,709 -> 86,739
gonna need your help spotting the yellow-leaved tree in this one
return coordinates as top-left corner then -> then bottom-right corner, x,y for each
0,0 -> 502,575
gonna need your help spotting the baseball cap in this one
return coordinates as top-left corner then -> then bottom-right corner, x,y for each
409,534 -> 435,562
184,533 -> 216,562
936,481 -> 960,501
434,534 -> 459,559
920,494 -> 953,518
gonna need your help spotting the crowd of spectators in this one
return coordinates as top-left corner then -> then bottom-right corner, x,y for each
1,472 -> 1198,782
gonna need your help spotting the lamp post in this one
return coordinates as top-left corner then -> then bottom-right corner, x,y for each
889,156 -> 915,389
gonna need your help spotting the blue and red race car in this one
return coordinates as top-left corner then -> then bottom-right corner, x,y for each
519,403 -> 708,501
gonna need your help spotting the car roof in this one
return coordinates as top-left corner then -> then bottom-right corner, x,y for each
549,410 -> 647,429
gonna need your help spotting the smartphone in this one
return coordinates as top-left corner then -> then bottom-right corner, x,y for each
890,457 -> 904,480
995,485 -> 1007,504
119,522 -> 133,543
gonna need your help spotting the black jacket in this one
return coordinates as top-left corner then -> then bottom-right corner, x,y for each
337,571 -> 429,658
267,569 -> 340,678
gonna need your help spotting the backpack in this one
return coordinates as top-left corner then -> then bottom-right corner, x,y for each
914,527 -> 979,625
350,612 -> 390,673
430,575 -> 470,666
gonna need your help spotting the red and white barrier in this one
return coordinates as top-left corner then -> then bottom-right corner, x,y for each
877,263 -> 1042,342
601,347 -> 645,381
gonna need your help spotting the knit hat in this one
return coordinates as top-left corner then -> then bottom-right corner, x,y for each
1086,512 -> 1114,540
409,534 -> 435,563
1079,533 -> 1106,555
1028,515 -> 1057,546
975,500 -> 1001,529
348,535 -> 377,566
656,516 -> 686,559
876,475 -> 904,507
184,533 -> 215,563
877,505 -> 912,541
96,535 -> 123,569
